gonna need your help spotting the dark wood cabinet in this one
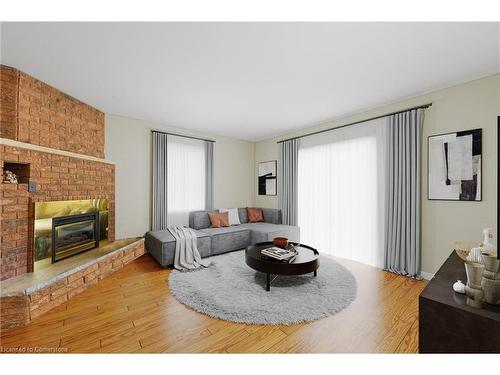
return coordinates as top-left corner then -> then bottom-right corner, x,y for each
419,251 -> 500,353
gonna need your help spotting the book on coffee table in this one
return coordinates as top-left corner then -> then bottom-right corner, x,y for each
261,246 -> 297,261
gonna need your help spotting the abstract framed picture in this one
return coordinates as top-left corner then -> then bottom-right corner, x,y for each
258,160 -> 277,196
428,128 -> 482,201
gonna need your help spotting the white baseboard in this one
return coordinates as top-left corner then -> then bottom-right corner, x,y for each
420,271 -> 435,280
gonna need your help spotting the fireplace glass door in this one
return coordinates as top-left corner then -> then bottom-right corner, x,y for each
52,212 -> 99,262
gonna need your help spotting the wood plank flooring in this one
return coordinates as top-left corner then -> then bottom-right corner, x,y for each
0,254 -> 427,353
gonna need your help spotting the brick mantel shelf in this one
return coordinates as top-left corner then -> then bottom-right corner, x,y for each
0,138 -> 115,165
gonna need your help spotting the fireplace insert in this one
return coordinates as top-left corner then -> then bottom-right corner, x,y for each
51,212 -> 100,263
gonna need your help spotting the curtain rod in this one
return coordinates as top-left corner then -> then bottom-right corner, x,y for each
151,129 -> 216,143
277,103 -> 432,144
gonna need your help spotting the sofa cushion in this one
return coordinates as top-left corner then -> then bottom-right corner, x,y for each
208,211 -> 229,228
262,208 -> 282,224
237,208 -> 248,224
247,207 -> 264,223
199,226 -> 251,255
189,210 -> 217,230
145,228 -> 211,267
238,222 -> 300,244
219,208 -> 241,225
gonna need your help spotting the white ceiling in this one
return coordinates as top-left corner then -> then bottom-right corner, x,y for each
1,22 -> 499,141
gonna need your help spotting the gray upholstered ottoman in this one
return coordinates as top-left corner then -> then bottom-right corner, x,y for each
145,229 -> 212,267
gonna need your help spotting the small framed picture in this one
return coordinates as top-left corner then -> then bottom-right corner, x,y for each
258,160 -> 277,196
428,128 -> 482,201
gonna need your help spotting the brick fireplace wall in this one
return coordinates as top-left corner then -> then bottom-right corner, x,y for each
0,66 -> 18,139
0,65 -> 105,158
0,145 -> 115,280
1,66 -> 114,281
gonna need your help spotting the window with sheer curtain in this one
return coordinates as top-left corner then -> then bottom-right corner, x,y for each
166,135 -> 206,227
297,118 -> 388,267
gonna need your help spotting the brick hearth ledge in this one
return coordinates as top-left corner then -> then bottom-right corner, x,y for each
0,238 -> 145,332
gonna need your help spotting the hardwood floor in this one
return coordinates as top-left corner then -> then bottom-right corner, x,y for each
0,254 -> 427,353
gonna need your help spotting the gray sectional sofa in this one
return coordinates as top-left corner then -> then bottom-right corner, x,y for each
145,208 -> 300,267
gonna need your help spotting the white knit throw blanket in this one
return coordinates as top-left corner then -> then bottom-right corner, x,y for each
168,226 -> 210,271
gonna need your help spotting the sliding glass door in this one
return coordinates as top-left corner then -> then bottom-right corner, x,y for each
297,118 -> 388,267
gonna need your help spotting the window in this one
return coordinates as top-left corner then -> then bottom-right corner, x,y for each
166,135 -> 206,226
297,118 -> 388,267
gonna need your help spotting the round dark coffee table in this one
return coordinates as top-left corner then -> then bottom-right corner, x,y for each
245,241 -> 320,291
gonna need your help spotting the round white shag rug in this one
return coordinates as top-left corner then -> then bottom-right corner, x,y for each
168,250 -> 357,325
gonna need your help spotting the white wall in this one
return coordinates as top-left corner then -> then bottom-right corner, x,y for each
104,74 -> 499,274
105,114 -> 255,239
255,74 -> 500,274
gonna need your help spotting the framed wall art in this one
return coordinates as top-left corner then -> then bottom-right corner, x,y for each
428,128 -> 482,201
258,160 -> 277,196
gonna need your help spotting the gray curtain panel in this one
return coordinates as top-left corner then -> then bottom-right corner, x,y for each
205,141 -> 214,210
152,132 -> 168,231
384,108 -> 425,278
279,138 -> 300,225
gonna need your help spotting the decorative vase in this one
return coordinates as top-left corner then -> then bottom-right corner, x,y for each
465,261 -> 484,288
465,285 -> 484,308
272,237 -> 288,249
482,254 -> 500,273
464,262 -> 485,308
481,228 -> 496,256
480,254 -> 500,305
481,277 -> 500,305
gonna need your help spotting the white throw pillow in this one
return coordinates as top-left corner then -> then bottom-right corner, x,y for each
219,208 -> 241,226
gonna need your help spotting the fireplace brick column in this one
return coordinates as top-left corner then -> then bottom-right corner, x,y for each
1,65 -> 115,282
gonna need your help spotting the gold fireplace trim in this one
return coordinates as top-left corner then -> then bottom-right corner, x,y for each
35,199 -> 108,220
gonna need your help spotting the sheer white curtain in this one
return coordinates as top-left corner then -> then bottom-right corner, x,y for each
167,135 -> 206,226
298,118 -> 389,267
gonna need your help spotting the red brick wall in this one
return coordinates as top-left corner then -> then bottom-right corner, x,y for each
0,65 -> 105,158
0,66 -> 19,139
1,144 -> 115,281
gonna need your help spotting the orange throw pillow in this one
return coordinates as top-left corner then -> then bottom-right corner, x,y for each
218,211 -> 229,227
208,211 -> 230,228
208,212 -> 221,228
247,207 -> 264,223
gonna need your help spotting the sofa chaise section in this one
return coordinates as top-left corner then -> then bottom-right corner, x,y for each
198,226 -> 251,255
145,228 -> 211,267
237,222 -> 300,244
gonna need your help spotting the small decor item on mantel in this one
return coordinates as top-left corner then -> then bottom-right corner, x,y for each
2,170 -> 18,184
